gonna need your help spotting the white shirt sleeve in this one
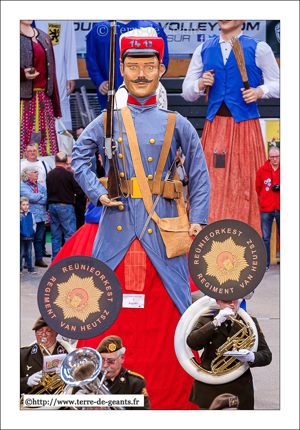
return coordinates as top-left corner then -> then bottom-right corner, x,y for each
64,21 -> 79,81
182,39 -> 280,101
181,44 -> 205,101
255,41 -> 280,99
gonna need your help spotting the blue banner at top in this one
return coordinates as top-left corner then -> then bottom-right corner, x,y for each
73,20 -> 270,57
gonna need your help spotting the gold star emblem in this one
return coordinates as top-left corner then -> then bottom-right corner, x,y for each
202,237 -> 249,285
108,343 -> 117,352
54,273 -> 103,323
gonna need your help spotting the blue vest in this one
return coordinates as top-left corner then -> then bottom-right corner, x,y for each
202,35 -> 262,123
20,212 -> 35,239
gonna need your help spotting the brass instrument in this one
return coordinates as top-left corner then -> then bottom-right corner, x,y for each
190,315 -> 256,376
60,347 -> 125,410
174,296 -> 258,385
20,343 -> 66,405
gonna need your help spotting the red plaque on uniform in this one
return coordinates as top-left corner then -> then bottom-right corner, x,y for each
188,220 -> 267,300
37,256 -> 122,339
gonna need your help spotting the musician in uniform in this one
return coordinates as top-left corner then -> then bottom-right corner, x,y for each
187,299 -> 272,409
96,335 -> 151,410
20,316 -> 69,395
70,28 -> 210,410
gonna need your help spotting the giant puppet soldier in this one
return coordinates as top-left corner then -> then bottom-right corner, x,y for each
64,28 -> 210,410
182,20 -> 279,234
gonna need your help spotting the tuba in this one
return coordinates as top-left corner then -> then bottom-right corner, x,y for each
174,296 -> 258,385
60,347 -> 125,410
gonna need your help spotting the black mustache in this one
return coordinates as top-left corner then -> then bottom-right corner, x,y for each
130,77 -> 153,84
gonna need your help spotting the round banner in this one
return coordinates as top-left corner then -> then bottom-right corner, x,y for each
37,256 -> 123,339
188,220 -> 267,300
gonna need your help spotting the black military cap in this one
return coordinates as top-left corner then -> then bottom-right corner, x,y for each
32,315 -> 48,331
97,336 -> 123,353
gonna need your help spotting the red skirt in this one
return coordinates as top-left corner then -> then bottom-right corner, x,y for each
20,90 -> 59,159
52,224 -> 198,410
201,116 -> 266,235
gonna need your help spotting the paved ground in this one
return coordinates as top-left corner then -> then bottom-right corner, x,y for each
20,242 -> 280,410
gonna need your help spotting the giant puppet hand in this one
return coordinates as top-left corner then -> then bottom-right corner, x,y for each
27,370 -> 43,387
24,67 -> 40,80
99,194 -> 123,207
189,223 -> 202,237
99,81 -> 109,95
198,70 -> 215,92
241,87 -> 264,104
67,80 -> 76,97
214,308 -> 234,326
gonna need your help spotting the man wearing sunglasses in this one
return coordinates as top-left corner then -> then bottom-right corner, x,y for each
96,336 -> 151,409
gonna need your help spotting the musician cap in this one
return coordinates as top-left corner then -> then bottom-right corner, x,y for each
97,335 -> 123,353
209,393 -> 240,410
120,27 -> 164,63
32,315 -> 48,331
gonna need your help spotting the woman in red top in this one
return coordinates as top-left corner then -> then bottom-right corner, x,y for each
20,20 -> 61,158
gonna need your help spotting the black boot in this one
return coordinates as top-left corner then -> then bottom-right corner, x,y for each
35,259 -> 48,268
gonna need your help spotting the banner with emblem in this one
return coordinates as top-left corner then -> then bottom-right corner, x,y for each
266,120 -> 280,156
188,219 -> 267,300
37,256 -> 123,339
48,23 -> 61,45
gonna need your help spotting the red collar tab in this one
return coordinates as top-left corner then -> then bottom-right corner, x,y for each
127,95 -> 157,106
144,96 -> 157,106
127,95 -> 142,106
120,37 -> 164,63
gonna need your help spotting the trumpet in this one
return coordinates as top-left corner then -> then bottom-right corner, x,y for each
60,347 -> 125,410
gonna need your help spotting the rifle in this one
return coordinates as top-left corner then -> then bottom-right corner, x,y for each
105,20 -> 122,200
80,86 -> 96,123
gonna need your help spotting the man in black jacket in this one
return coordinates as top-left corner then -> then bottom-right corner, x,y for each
20,316 -> 69,396
46,151 -> 85,261
96,336 -> 151,410
187,299 -> 272,410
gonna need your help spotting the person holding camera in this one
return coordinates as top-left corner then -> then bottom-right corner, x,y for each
256,146 -> 280,271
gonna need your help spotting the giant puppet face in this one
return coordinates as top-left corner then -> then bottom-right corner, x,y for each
120,56 -> 165,99
218,20 -> 245,34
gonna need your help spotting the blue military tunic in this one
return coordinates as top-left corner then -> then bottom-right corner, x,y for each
72,95 -> 210,315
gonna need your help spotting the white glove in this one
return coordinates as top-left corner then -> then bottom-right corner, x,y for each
237,349 -> 255,363
27,370 -> 43,387
214,308 -> 234,326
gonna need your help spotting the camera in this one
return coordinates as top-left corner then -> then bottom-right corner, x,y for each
272,184 -> 280,191
181,177 -> 189,187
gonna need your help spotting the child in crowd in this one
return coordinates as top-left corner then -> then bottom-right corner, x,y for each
20,196 -> 37,275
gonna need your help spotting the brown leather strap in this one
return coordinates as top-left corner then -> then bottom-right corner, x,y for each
120,106 -> 188,229
121,107 -> 162,225
152,113 -> 176,195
